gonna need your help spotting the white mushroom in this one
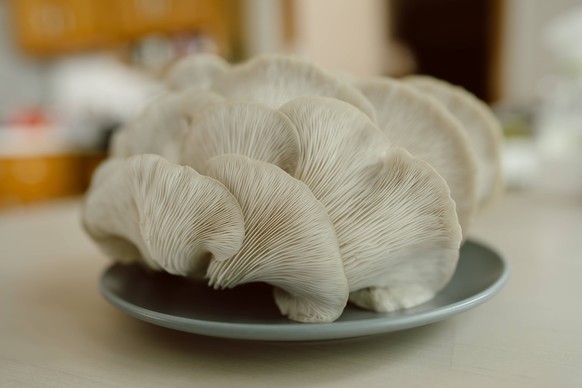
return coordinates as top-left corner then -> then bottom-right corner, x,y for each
110,89 -> 224,163
180,88 -> 225,121
280,97 -> 462,312
355,77 -> 478,236
212,54 -> 377,121
165,53 -> 230,91
204,154 -> 349,323
181,101 -> 300,175
345,148 -> 462,312
82,154 -> 245,277
404,75 -> 504,210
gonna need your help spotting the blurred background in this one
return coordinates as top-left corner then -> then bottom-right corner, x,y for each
1,0 -> 582,209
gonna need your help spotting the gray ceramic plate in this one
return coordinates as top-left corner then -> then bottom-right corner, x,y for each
99,240 -> 509,341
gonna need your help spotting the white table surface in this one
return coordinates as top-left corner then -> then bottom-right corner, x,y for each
1,190 -> 581,387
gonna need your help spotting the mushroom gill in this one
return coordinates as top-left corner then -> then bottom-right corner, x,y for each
281,97 -> 461,312
212,54 -> 377,121
404,75 -> 504,211
182,101 -> 300,175
110,89 -> 224,163
82,154 -> 245,277
165,53 -> 230,91
204,154 -> 349,323
355,77 -> 478,236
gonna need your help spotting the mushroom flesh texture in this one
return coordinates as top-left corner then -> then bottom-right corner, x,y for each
116,54 -> 377,165
355,77 -> 478,237
181,101 -> 300,175
404,75 -> 504,211
82,154 -> 245,277
280,97 -> 462,312
110,89 -> 224,163
165,53 -> 230,91
212,54 -> 377,122
205,154 -> 349,323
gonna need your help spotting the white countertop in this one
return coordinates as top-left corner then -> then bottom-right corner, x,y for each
1,190 -> 581,387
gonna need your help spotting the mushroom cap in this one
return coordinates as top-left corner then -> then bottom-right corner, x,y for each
165,53 -> 230,91
82,154 -> 245,277
110,92 -> 185,162
82,157 -> 149,267
280,97 -> 461,303
180,88 -> 225,120
204,154 -> 349,323
181,101 -> 300,175
110,89 -> 224,163
355,77 -> 478,236
212,54 -> 377,121
404,75 -> 504,210
345,148 -> 462,309
280,97 -> 390,202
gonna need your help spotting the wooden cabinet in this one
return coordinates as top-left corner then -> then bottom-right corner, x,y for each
0,153 -> 105,208
11,0 -> 113,54
10,0 -> 230,56
115,0 -> 205,37
171,0 -> 211,28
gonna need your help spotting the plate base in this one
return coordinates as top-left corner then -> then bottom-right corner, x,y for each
99,240 -> 509,341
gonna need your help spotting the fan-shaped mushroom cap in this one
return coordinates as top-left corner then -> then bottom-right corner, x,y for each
165,53 -> 230,91
180,88 -> 225,120
82,154 -> 245,277
346,148 -> 462,312
110,89 -> 224,163
204,154 -> 349,323
355,77 -> 478,236
212,54 -> 377,121
181,101 -> 300,175
280,97 -> 461,311
404,75 -> 504,210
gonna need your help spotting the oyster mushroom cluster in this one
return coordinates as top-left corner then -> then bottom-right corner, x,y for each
83,54 -> 503,323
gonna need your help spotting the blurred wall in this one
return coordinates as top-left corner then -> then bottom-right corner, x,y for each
0,2 -> 48,116
5,0 -> 582,111
293,0 -> 388,76
501,0 -> 582,105
242,0 -> 285,56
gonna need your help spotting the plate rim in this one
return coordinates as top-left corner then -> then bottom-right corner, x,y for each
99,239 -> 510,341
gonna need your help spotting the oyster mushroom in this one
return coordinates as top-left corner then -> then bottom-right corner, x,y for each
355,77 -> 478,236
181,101 -> 300,175
280,97 -> 462,312
180,88 -> 225,120
110,89 -> 224,163
205,154 -> 349,323
212,54 -> 377,121
82,154 -> 245,277
165,53 -> 230,91
344,148 -> 462,312
404,75 -> 504,210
